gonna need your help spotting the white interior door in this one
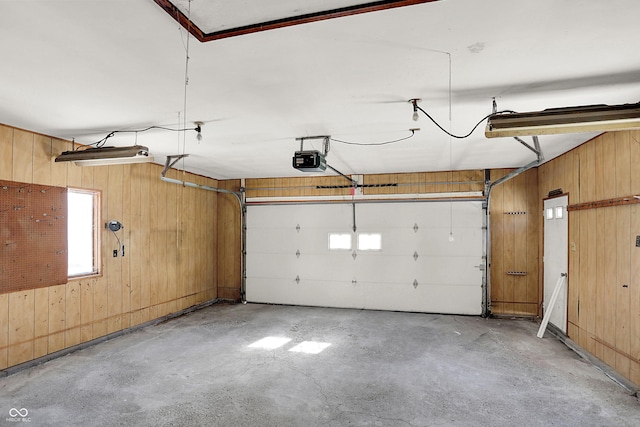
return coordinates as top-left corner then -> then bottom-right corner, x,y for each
543,195 -> 569,333
246,201 -> 484,315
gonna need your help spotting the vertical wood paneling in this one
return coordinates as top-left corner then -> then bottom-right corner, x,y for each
525,169 -> 539,316
630,130 -> 640,384
601,135 -> 618,368
502,175 -> 515,314
65,282 -> 81,348
490,170 -> 505,314
120,167 -> 132,329
602,190 -> 618,368
0,125 -> 14,181
106,165 -> 124,333
80,280 -> 94,343
629,203 -> 640,385
217,180 -> 240,300
165,169 -> 179,314
512,172 -> 528,315
567,204 -> 580,340
2,124 -> 220,371
66,160 -> 82,189
593,140 -> 606,360
129,165 -> 143,326
138,166 -> 152,323
585,208 -> 597,352
537,130 -> 640,387
47,284 -> 66,353
33,287 -> 49,359
51,139 -> 70,188
8,290 -> 34,366
614,131 -> 632,377
147,166 -> 160,320
32,134 -> 52,185
593,207 -> 605,360
12,129 -> 34,183
156,170 -> 169,316
615,205 -> 631,377
92,166 -> 109,338
0,293 -> 8,369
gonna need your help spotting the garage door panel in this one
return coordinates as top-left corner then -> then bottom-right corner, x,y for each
414,257 -> 482,284
246,201 -> 484,315
360,281 -> 481,314
247,253 -> 299,278
247,229 -> 301,254
411,283 -> 481,314
354,255 -> 416,283
248,278 -> 362,309
297,254 -> 354,281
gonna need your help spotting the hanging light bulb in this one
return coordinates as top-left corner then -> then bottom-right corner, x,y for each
194,121 -> 203,141
410,99 -> 420,121
448,231 -> 455,242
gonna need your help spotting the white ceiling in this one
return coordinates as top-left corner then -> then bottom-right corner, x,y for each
1,0 -> 639,180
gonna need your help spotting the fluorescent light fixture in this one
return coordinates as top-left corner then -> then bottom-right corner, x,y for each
55,145 -> 153,166
485,102 -> 640,138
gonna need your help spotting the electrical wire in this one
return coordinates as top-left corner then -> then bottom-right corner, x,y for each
330,129 -> 417,146
111,228 -> 123,256
84,125 -> 200,149
416,106 -> 516,139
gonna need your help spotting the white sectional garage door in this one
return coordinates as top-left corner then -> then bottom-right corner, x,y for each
246,201 -> 484,315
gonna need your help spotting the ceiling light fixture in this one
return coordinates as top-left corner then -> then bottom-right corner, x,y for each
194,121 -> 203,141
485,102 -> 640,138
55,145 -> 153,166
409,98 -> 421,121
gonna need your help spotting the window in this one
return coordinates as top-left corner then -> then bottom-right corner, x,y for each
67,188 -> 100,277
357,233 -> 382,251
545,207 -> 554,220
555,206 -> 564,219
328,233 -> 352,250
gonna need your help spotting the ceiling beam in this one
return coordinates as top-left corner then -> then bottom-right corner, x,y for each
153,0 -> 439,42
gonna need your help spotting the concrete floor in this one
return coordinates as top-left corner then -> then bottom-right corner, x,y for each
1,303 -> 639,426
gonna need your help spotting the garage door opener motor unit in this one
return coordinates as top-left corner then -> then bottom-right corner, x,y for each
293,136 -> 329,172
293,150 -> 326,172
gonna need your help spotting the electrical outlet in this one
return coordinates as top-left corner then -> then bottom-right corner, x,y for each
113,249 -> 118,258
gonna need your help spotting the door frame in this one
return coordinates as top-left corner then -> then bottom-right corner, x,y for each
542,193 -> 570,334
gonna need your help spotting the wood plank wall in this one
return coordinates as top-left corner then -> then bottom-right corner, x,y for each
244,169 -> 485,198
489,168 -> 540,317
0,124 -> 218,370
217,179 -> 242,300
538,130 -> 640,386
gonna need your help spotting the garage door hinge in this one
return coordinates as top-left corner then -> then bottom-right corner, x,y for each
295,275 -> 300,284
296,250 -> 301,258
413,279 -> 419,289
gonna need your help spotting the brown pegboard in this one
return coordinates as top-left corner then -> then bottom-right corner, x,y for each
1,179 -> 68,293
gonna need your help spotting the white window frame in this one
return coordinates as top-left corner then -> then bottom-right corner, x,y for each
67,188 -> 100,278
